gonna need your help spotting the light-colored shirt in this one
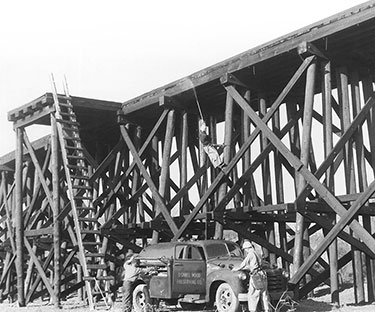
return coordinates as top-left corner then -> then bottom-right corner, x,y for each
123,261 -> 142,282
236,248 -> 260,273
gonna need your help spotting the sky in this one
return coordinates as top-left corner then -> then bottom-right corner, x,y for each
0,0 -> 368,158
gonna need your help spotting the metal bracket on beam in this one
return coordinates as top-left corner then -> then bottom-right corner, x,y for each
297,41 -> 327,60
220,73 -> 249,88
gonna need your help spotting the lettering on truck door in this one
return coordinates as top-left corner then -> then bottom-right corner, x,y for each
172,244 -> 206,295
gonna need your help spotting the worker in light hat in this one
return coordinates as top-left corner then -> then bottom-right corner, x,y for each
233,240 -> 270,312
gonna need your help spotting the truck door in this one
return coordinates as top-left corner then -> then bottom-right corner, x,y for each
172,244 -> 206,295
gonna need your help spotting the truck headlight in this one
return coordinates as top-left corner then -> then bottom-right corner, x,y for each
282,271 -> 290,279
238,271 -> 248,280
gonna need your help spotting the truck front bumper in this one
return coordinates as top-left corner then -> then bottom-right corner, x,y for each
238,293 -> 248,302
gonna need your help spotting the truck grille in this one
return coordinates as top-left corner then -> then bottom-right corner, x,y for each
266,269 -> 286,293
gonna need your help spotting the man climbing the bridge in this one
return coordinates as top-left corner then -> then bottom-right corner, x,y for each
199,120 -> 226,170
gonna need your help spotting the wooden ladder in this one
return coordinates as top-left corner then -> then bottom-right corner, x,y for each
51,76 -> 112,310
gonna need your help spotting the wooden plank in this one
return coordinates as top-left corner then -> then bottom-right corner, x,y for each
0,164 -> 13,172
61,247 -> 78,275
337,66 -> 364,303
8,93 -> 121,122
361,72 -> 375,301
8,93 -> 51,121
293,59 -> 316,277
227,85 -> 375,252
60,281 -> 85,299
214,91 -> 234,239
152,108 -> 175,244
15,127 -> 25,306
24,227 -> 54,236
273,108 -> 289,270
12,105 -> 53,129
130,125 -> 143,224
180,111 -> 189,215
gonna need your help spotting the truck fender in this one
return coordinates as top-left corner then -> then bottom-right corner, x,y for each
206,269 -> 246,302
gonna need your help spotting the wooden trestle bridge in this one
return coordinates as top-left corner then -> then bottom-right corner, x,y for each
1,1 -> 375,310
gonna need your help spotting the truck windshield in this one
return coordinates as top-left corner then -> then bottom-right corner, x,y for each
205,242 -> 242,259
227,242 -> 243,257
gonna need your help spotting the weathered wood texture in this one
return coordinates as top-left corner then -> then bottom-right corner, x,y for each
1,2 -> 375,308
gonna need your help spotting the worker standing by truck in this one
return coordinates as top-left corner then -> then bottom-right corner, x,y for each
233,240 -> 270,312
122,250 -> 142,312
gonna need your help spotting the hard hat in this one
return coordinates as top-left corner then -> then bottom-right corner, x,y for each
242,241 -> 253,249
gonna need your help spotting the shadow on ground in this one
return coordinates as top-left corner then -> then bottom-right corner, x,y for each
312,283 -> 353,298
295,299 -> 333,312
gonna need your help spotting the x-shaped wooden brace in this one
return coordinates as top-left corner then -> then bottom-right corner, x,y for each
24,239 -> 55,300
23,131 -> 54,209
120,123 -> 179,235
224,81 -> 375,285
96,109 -> 169,217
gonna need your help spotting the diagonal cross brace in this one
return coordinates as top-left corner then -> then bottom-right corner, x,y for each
172,56 -> 315,241
212,109 -> 301,213
120,125 -> 179,235
226,85 -> 375,253
94,109 -> 169,210
301,210 -> 375,258
23,132 -> 54,209
24,239 -> 55,300
296,91 -> 375,204
290,178 -> 375,284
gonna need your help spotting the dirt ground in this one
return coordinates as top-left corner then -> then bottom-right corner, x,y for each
1,285 -> 375,312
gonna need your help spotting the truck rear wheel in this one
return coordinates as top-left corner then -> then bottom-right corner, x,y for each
215,283 -> 239,312
133,284 -> 151,312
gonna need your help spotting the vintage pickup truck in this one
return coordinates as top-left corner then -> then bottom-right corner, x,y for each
131,240 -> 290,312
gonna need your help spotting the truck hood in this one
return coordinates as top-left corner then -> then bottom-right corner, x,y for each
207,257 -> 243,270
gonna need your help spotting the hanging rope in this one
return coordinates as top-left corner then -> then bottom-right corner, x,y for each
193,87 -> 204,121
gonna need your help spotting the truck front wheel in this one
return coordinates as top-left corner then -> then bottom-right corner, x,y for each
133,284 -> 151,312
215,283 -> 239,312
